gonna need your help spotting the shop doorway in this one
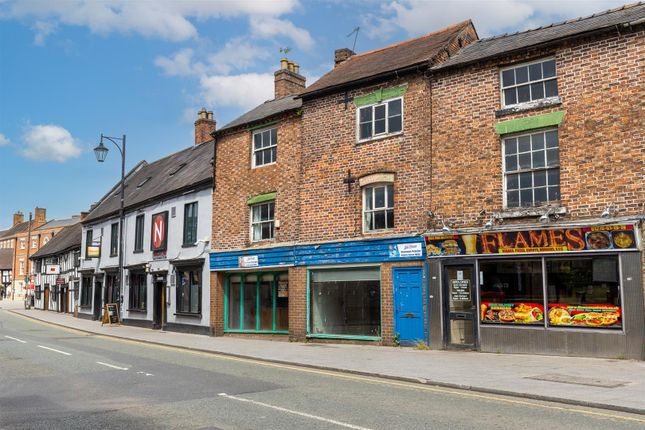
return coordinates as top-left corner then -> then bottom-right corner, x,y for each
60,285 -> 68,313
43,285 -> 49,311
444,264 -> 477,349
393,267 -> 424,345
153,279 -> 166,330
93,281 -> 102,320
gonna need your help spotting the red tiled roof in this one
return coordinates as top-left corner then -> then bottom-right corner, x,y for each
300,20 -> 473,98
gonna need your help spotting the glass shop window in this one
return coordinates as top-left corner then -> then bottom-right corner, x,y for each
309,268 -> 381,337
545,256 -> 621,329
479,259 -> 544,326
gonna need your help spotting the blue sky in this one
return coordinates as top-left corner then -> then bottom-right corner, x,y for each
0,0 -> 628,228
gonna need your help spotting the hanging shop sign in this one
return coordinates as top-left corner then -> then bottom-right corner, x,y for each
151,211 -> 169,252
425,225 -> 637,257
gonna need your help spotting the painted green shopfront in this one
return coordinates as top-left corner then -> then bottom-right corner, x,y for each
424,218 -> 645,360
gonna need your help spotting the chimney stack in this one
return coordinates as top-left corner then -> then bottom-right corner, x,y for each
13,211 -> 24,226
274,57 -> 306,99
194,107 -> 216,146
34,207 -> 46,227
334,48 -> 355,67
80,211 -> 89,221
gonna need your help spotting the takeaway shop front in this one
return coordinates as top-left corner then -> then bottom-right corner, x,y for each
424,219 -> 644,360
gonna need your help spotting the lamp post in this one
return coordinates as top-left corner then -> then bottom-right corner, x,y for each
94,134 -> 126,317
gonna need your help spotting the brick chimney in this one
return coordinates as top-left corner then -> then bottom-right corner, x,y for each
194,108 -> 216,146
80,211 -> 89,221
334,48 -> 355,67
34,207 -> 46,227
13,211 -> 24,226
274,58 -> 306,98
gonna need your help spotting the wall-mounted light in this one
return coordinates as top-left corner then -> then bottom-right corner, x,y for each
539,207 -> 555,223
601,203 -> 614,218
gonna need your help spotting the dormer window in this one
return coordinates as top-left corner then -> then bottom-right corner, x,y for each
137,177 -> 151,188
169,163 -> 186,176
501,58 -> 558,107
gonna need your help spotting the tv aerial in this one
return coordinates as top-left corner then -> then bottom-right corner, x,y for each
347,27 -> 360,51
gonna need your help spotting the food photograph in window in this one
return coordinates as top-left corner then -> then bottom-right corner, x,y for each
479,260 -> 545,325
546,257 -> 622,329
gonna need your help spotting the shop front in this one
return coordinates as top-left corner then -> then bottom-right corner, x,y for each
425,220 -> 644,359
211,236 -> 426,344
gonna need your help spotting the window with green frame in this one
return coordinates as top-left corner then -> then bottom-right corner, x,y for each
225,272 -> 288,333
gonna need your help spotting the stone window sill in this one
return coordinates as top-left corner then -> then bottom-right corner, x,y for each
495,97 -> 562,118
174,312 -> 202,318
495,205 -> 567,220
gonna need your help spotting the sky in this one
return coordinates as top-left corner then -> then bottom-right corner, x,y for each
0,0 -> 630,229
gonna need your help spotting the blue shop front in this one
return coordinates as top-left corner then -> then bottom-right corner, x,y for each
210,236 -> 427,344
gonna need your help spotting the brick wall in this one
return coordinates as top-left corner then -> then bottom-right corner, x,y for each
430,29 -> 645,228
288,266 -> 307,340
209,271 -> 225,335
211,112 -> 302,250
299,75 -> 433,242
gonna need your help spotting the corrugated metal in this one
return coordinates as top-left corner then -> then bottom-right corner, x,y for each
210,236 -> 426,271
480,252 -> 644,360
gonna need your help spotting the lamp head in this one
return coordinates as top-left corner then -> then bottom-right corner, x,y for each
94,139 -> 109,162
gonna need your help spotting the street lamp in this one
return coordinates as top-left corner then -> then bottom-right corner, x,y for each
94,133 -> 126,317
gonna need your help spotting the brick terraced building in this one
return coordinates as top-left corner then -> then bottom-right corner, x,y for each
425,3 -> 645,359
209,4 -> 644,358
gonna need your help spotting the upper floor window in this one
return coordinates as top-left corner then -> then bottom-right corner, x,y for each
251,201 -> 275,242
501,58 -> 557,107
134,215 -> 144,252
85,229 -> 93,258
19,259 -> 24,275
110,223 -> 119,257
503,129 -> 560,208
31,237 -> 37,248
20,239 -> 25,249
252,127 -> 277,168
183,202 -> 198,246
363,184 -> 394,232
357,98 -> 402,142
43,237 -> 49,245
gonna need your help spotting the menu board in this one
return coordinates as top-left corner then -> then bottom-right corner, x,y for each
425,225 -> 637,257
480,302 -> 544,325
548,304 -> 621,328
450,279 -> 471,302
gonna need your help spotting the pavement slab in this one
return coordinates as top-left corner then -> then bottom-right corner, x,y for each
2,299 -> 644,414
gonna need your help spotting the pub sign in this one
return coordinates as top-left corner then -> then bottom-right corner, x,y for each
151,211 -> 169,252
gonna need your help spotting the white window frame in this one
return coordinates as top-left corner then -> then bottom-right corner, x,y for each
362,183 -> 394,233
19,259 -> 24,275
31,237 -> 37,248
20,238 -> 25,249
356,97 -> 404,143
250,201 -> 275,242
251,127 -> 277,168
500,57 -> 558,108
501,128 -> 561,209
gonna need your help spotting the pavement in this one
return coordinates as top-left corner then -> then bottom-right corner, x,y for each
3,299 -> 644,415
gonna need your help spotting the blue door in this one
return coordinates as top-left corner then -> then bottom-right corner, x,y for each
393,267 -> 424,345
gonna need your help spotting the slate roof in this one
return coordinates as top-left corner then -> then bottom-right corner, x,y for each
0,221 -> 31,239
217,95 -> 301,133
435,3 -> 645,70
30,223 -> 81,259
35,216 -> 80,231
299,20 -> 473,98
83,141 -> 214,223
0,248 -> 12,270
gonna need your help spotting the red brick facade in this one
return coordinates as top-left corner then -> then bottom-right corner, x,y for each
430,29 -> 644,227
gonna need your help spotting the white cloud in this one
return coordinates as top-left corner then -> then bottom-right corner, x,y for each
32,20 -> 57,45
155,48 -> 203,77
250,16 -> 314,51
21,124 -> 81,162
0,133 -> 9,146
363,0 -> 628,39
199,73 -> 275,111
3,0 -> 300,43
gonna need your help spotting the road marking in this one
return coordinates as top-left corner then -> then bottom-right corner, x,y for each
37,345 -> 71,356
9,312 -> 644,423
4,335 -> 26,343
218,393 -> 373,430
96,361 -> 129,370
137,371 -> 153,376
